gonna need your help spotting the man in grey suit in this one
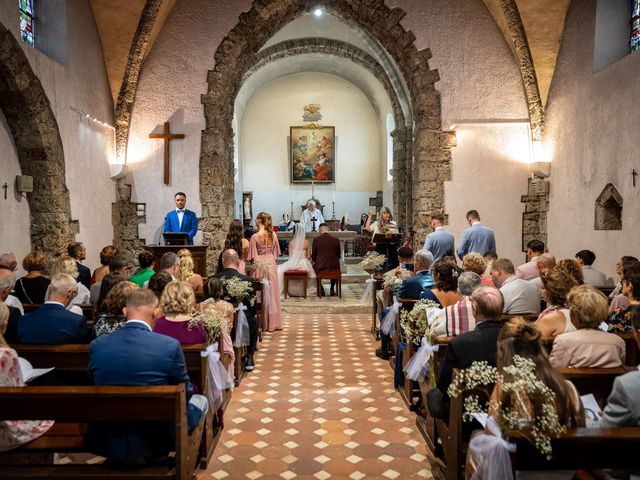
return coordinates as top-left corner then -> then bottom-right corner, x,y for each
457,210 -> 496,260
423,214 -> 455,262
601,304 -> 640,428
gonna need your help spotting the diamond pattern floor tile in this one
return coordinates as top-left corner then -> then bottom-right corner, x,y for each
199,313 -> 432,479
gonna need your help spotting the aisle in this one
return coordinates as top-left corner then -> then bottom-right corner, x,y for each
202,314 -> 433,479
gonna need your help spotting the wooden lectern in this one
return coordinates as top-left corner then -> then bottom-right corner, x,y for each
372,232 -> 402,245
142,245 -> 208,277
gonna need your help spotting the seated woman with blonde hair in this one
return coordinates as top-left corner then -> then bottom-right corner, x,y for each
467,317 -> 584,479
550,284 -> 625,368
177,249 -> 204,294
154,281 -> 205,345
0,302 -> 54,451
535,269 -> 577,341
462,253 -> 493,286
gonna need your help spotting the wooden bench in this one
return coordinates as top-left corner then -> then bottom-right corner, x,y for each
439,366 -> 631,480
0,384 -> 204,479
251,280 -> 265,343
13,343 -> 229,469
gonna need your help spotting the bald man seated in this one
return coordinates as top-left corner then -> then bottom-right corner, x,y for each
427,286 -> 505,421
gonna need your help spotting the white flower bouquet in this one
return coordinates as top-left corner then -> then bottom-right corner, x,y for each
399,299 -> 441,345
447,355 -> 566,460
359,251 -> 386,273
222,277 -> 256,306
188,305 -> 227,345
382,269 -> 404,291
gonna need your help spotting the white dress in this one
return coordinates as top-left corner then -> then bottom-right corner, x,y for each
277,224 -> 317,297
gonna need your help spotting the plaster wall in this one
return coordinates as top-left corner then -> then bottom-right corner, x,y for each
546,0 -> 640,280
128,0 -> 529,250
241,72 -> 383,224
0,3 -> 115,272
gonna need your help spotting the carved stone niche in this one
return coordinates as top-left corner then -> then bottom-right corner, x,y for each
595,183 -> 623,230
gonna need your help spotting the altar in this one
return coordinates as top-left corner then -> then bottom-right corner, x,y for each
276,231 -> 357,273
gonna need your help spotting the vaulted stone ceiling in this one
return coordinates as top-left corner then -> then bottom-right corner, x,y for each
88,0 -> 570,115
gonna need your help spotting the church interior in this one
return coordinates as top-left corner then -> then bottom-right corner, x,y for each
2,0 -> 640,478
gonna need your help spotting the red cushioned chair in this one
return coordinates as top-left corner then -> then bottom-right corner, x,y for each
283,270 -> 308,299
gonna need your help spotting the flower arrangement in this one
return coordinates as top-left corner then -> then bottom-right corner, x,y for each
447,355 -> 566,460
399,299 -> 441,345
382,270 -> 403,291
359,251 -> 386,272
221,277 -> 256,306
188,305 -> 227,345
252,258 -> 274,278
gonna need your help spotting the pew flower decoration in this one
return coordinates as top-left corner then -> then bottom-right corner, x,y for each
382,269 -> 404,291
359,251 -> 386,273
221,277 -> 256,306
400,299 -> 442,385
447,355 -> 566,460
188,305 -> 226,345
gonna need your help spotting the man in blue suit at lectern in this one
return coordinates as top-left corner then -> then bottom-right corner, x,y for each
163,192 -> 198,245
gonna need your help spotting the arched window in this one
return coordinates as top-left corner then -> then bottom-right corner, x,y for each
386,113 -> 394,182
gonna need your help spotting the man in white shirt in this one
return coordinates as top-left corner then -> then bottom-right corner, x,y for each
515,239 -> 544,280
491,258 -> 540,314
300,200 -> 325,232
575,249 -> 609,286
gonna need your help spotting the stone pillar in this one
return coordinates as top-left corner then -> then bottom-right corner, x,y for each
112,178 -> 146,263
391,127 -> 408,231
520,177 -> 549,251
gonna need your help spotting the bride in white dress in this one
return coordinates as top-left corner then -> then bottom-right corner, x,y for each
277,223 -> 317,297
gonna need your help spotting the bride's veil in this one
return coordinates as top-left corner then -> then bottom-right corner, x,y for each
277,223 -> 308,294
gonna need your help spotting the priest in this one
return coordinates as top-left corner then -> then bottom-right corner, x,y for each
300,200 -> 325,232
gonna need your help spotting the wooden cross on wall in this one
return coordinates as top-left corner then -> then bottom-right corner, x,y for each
149,121 -> 185,185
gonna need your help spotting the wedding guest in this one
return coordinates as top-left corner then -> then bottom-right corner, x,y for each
0,252 -> 18,272
148,271 -> 172,299
178,249 -> 203,294
466,318 -> 584,477
94,281 -> 139,337
94,273 -> 126,313
48,256 -> 90,310
13,251 -> 50,305
67,242 -> 91,289
529,253 -> 556,301
398,250 -> 434,299
154,281 -> 205,345
556,258 -> 584,285
601,305 -> 640,427
201,277 -> 235,379
92,245 -> 119,285
129,250 -> 155,288
0,270 -> 21,344
607,261 -> 640,334
535,270 -> 577,341
217,220 -> 250,274
462,253 -> 493,286
90,256 -> 129,305
430,272 -> 482,337
575,249 -> 608,286
515,239 -> 545,280
312,223 -> 341,297
457,210 -> 496,259
483,250 -> 497,275
248,212 -> 282,332
608,256 -> 639,312
490,258 -> 540,314
550,285 -> 625,368
0,302 -> 54,451
423,214 -> 455,262
421,257 -> 461,308
365,206 -> 400,270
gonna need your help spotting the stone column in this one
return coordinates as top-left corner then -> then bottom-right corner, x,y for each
391,127 -> 408,231
520,177 -> 549,251
112,178 -> 146,263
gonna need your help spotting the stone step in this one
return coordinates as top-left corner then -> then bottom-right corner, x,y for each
279,284 -> 371,315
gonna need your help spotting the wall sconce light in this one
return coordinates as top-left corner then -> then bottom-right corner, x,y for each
531,161 -> 550,178
136,203 -> 146,217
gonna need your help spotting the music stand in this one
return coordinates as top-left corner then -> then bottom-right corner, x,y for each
372,233 -> 402,245
163,233 -> 189,245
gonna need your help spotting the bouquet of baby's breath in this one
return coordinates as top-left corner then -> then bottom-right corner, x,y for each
447,355 -> 566,460
399,299 -> 441,345
383,269 -> 403,291
188,305 -> 226,345
221,277 -> 255,306
359,251 -> 386,272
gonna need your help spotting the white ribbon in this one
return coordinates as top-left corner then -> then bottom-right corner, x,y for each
381,296 -> 402,336
261,278 -> 277,314
403,336 -> 440,382
359,274 -> 376,305
467,417 -> 516,480
201,343 -> 234,411
234,302 -> 251,347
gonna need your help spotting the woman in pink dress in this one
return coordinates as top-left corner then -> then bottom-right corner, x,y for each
248,212 -> 282,331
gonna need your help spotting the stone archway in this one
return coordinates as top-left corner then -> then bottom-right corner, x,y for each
200,1 -> 455,269
0,22 -> 75,254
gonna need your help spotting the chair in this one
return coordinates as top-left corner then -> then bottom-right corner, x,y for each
283,270 -> 308,299
316,270 -> 342,298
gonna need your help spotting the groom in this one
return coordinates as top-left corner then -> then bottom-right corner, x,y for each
163,192 -> 198,245
312,223 -> 341,296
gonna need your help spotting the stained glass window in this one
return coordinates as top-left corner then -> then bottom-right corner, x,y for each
19,0 -> 34,47
632,0 -> 640,52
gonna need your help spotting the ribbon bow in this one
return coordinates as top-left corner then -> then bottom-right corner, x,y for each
234,302 -> 250,347
261,278 -> 277,314
381,296 -> 402,336
403,336 -> 440,382
360,274 -> 376,305
200,344 -> 234,410
467,417 -> 516,480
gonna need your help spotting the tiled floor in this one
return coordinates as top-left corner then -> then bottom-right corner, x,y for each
201,313 -> 432,479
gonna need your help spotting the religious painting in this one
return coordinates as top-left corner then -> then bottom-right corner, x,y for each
290,126 -> 335,184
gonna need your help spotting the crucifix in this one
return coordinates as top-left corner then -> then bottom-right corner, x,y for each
311,215 -> 318,232
633,169 -> 638,187
149,121 -> 185,185
2,182 -> 7,200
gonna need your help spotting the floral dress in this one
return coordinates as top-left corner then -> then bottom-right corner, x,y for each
0,348 -> 54,452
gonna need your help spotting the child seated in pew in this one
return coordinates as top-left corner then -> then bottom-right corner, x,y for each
200,277 -> 235,381
466,318 -> 585,479
0,302 -> 53,451
550,285 -> 625,369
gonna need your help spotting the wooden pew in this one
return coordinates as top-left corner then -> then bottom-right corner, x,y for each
371,275 -> 384,340
507,427 -> 640,471
439,366 -> 631,480
0,384 -> 204,479
251,280 -> 265,343
13,343 -> 229,469
22,304 -> 96,326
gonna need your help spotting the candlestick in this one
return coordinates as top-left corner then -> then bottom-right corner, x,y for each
311,180 -> 315,199
332,191 -> 335,202
331,201 -> 336,220
290,201 -> 294,220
